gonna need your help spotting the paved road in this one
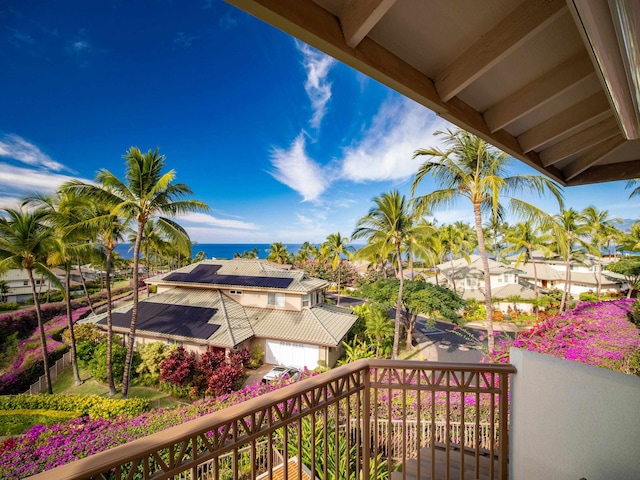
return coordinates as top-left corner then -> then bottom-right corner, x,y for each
329,294 -> 487,363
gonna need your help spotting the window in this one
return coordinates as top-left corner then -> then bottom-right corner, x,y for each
465,278 -> 477,288
23,281 -> 28,286
302,294 -> 310,307
268,292 -> 285,307
230,290 -> 243,295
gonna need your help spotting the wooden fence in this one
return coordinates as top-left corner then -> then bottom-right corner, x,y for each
23,351 -> 74,395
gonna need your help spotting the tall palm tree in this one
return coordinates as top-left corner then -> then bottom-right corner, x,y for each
581,206 -> 622,300
0,207 -> 59,394
321,233 -> 355,306
27,192 -> 88,386
69,195 -> 131,395
352,190 -> 416,359
267,242 -> 292,264
295,241 -> 319,264
504,221 -> 550,319
62,146 -> 208,398
438,223 -> 472,292
412,128 -> 563,351
403,218 -> 437,280
546,208 -> 590,313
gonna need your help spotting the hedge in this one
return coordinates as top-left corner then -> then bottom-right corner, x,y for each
0,409 -> 80,436
0,394 -> 150,419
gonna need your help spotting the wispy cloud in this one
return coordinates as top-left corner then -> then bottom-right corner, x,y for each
173,32 -> 198,49
340,97 -> 450,182
176,211 -> 260,230
269,134 -> 331,202
0,163 -> 92,205
297,42 -> 335,129
218,11 -> 238,29
0,134 -> 68,172
8,28 -> 35,46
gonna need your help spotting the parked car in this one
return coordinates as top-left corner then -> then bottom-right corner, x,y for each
261,366 -> 299,383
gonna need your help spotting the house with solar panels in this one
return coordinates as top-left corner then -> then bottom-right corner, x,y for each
81,259 -> 358,369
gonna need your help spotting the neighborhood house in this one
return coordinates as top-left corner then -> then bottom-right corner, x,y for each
81,260 -> 358,369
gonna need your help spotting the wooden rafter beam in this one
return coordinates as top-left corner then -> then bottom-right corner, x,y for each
568,159 -> 640,185
434,0 -> 566,102
484,52 -> 594,133
340,0 -> 396,49
517,92 -> 611,153
539,116 -> 619,166
562,134 -> 626,181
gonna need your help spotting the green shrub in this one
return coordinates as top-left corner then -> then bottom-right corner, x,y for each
247,343 -> 264,369
0,302 -> 19,312
579,292 -> 597,302
0,394 -> 149,419
87,342 -> 139,385
0,409 -> 81,436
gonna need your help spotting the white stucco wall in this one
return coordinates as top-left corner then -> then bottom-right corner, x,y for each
510,348 -> 640,480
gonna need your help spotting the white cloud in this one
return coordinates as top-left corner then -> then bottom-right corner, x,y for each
269,134 -> 331,202
297,42 -> 335,128
176,211 -> 260,230
0,163 -> 86,192
0,134 -> 68,172
340,97 -> 451,182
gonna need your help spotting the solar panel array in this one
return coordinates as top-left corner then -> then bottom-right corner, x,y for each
99,303 -> 219,340
164,264 -> 221,283
162,264 -> 293,289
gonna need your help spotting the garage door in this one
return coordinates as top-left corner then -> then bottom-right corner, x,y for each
265,340 -> 320,369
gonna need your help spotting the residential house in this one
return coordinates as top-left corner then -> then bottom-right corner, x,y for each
0,268 -> 55,303
81,259 -> 358,369
508,254 -> 626,296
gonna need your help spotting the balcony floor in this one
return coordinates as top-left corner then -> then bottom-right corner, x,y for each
392,443 -> 498,480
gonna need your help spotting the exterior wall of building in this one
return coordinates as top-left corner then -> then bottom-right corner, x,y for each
223,290 -> 301,311
510,348 -> 640,479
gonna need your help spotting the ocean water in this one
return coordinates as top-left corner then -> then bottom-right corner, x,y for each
114,243 -> 365,260
115,244 -> 302,260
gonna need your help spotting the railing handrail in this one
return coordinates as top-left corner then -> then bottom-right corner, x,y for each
26,360 -> 516,480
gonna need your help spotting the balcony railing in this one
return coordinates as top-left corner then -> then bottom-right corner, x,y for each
28,359 -> 516,480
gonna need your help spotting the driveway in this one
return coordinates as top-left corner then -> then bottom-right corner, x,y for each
407,317 -> 485,363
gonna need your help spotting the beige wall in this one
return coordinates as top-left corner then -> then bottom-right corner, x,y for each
510,348 -> 640,480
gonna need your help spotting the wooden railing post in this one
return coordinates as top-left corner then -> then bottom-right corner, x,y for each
499,371 -> 510,480
362,365 -> 371,480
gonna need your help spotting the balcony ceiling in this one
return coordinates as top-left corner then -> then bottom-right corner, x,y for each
227,0 -> 640,186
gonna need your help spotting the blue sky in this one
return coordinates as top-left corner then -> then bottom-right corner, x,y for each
1,1 -> 637,244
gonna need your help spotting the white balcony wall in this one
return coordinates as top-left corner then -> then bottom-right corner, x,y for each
510,348 -> 640,480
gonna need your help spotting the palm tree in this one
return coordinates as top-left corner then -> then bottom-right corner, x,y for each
27,192 -> 88,386
62,147 -> 208,398
352,190 -> 416,359
69,195 -> 131,395
546,208 -> 590,313
438,223 -> 472,292
295,241 -> 319,264
0,207 -> 59,394
321,233 -> 355,306
412,128 -> 563,351
363,306 -> 394,357
403,218 -> 437,280
267,242 -> 292,264
504,221 -> 549,301
581,206 -> 622,300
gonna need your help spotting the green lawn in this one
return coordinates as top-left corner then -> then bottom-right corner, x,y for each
52,367 -> 182,410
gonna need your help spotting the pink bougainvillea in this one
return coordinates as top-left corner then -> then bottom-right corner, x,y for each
491,299 -> 640,373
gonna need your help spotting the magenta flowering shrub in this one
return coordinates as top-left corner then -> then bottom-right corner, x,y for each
491,299 -> 640,373
0,373 -> 314,478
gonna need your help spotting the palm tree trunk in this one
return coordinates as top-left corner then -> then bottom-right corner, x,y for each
336,262 -> 341,306
64,266 -> 82,386
28,268 -> 52,394
473,203 -> 494,352
105,248 -> 117,396
596,254 -> 602,300
532,255 -> 540,322
392,243 -> 404,359
76,257 -> 96,316
560,253 -> 571,313
122,220 -> 144,398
